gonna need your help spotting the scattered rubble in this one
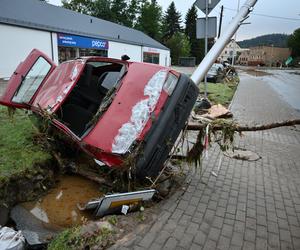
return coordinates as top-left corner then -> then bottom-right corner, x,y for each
193,104 -> 233,120
224,147 -> 261,161
11,205 -> 59,247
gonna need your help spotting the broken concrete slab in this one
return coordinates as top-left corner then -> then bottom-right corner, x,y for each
10,205 -> 60,247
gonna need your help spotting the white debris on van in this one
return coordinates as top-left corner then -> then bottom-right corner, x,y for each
112,70 -> 168,154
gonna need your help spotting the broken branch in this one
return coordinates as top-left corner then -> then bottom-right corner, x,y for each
187,119 -> 300,132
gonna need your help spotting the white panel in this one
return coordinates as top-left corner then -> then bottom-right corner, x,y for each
0,24 -> 53,79
142,47 -> 171,67
51,33 -> 59,65
108,41 -> 142,63
196,17 -> 217,39
159,49 -> 171,67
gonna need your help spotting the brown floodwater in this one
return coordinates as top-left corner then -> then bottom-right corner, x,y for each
242,69 -> 272,77
22,175 -> 103,229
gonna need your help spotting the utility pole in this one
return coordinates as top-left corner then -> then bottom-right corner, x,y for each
191,0 -> 258,84
232,0 -> 240,66
218,5 -> 224,38
271,44 -> 274,67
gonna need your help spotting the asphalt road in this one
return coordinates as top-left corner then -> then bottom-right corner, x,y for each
239,68 -> 300,112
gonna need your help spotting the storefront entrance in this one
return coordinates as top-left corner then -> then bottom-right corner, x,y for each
58,47 -> 77,62
57,33 -> 109,63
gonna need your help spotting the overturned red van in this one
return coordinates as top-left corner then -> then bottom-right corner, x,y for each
0,49 -> 198,178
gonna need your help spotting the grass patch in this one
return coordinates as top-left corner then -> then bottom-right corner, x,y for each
48,226 -> 114,250
48,227 -> 80,250
0,106 -> 51,179
200,82 -> 238,106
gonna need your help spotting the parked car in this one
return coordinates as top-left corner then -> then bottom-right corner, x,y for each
207,63 -> 225,83
0,49 -> 198,178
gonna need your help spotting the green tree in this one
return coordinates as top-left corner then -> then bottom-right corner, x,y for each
63,0 -> 140,28
162,2 -> 182,42
185,5 -> 205,64
166,32 -> 191,65
135,0 -> 162,40
288,28 -> 300,57
92,0 -> 114,22
126,0 -> 142,28
62,0 -> 93,14
185,5 -> 197,41
111,0 -> 129,26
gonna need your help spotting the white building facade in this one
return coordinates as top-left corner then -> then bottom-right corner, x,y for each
0,0 -> 170,79
218,39 -> 245,63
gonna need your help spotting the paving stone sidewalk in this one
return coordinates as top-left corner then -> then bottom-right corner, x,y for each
112,72 -> 300,250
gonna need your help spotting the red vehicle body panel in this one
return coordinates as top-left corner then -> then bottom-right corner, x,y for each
83,62 -> 168,153
32,60 -> 85,112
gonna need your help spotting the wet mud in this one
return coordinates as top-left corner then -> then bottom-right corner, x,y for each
21,175 -> 103,229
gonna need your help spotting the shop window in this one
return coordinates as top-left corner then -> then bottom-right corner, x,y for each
79,49 -> 108,57
143,52 -> 160,64
58,47 -> 77,63
58,47 -> 108,64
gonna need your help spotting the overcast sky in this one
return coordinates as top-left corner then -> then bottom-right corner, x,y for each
48,0 -> 300,41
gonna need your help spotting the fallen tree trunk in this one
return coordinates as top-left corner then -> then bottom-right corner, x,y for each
187,119 -> 300,132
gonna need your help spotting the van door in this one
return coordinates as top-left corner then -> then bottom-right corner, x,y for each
0,49 -> 56,109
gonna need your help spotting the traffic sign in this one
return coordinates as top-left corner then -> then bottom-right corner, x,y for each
285,56 -> 293,66
194,0 -> 221,15
196,17 -> 217,39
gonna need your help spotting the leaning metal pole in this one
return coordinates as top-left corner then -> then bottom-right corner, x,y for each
232,0 -> 241,66
204,0 -> 209,98
191,0 -> 258,85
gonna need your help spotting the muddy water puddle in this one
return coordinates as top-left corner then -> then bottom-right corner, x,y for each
22,175 -> 103,229
242,69 -> 272,77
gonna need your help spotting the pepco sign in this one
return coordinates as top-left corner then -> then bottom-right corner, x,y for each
92,40 -> 108,49
58,33 -> 109,50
